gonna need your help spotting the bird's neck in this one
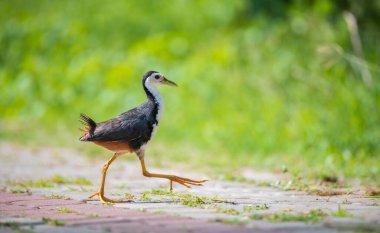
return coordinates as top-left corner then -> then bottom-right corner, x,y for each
144,81 -> 163,105
143,81 -> 164,125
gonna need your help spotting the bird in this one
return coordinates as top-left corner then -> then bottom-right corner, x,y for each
79,71 -> 207,203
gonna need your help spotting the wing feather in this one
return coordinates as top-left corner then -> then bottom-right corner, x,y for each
82,105 -> 153,142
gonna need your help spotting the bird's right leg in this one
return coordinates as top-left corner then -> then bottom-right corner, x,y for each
88,153 -> 130,203
137,150 -> 207,191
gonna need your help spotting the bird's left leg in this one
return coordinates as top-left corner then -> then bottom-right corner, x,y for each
88,153 -> 131,203
137,151 -> 207,191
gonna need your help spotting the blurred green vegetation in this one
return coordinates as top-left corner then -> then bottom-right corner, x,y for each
1,0 -> 379,185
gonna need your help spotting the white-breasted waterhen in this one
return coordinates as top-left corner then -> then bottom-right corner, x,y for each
79,71 -> 207,203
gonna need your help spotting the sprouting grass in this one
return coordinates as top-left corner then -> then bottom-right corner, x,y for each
6,175 -> 92,188
222,170 -> 354,197
124,193 -> 137,200
153,210 -> 165,214
102,202 -> 115,206
57,207 -> 75,214
177,194 -> 207,207
10,189 -> 28,194
42,217 -> 65,226
249,209 -> 328,223
45,194 -> 68,199
148,189 -> 177,196
332,225 -> 380,233
214,206 -> 240,215
175,194 -> 229,207
139,189 -> 228,206
247,207 -> 352,223
331,205 -> 353,217
213,218 -> 247,225
86,213 -> 99,218
243,204 -> 270,212
140,192 -> 153,202
50,176 -> 92,186
138,189 -> 235,213
7,179 -> 54,188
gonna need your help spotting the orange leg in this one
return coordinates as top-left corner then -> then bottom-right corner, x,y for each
88,154 -> 131,203
140,159 -> 207,191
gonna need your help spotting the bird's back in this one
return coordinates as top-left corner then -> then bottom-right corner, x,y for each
80,101 -> 158,152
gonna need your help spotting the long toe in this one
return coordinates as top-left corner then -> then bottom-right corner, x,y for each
99,195 -> 132,203
170,176 -> 206,188
88,192 -> 99,199
174,176 -> 208,184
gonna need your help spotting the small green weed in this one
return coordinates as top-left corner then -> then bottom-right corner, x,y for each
10,189 -> 28,194
213,218 -> 247,225
45,194 -> 67,199
153,210 -> 165,214
148,189 -> 177,196
214,206 -> 240,215
250,209 -> 327,223
243,204 -> 269,212
7,175 -> 92,188
140,192 -> 153,202
124,193 -> 137,200
333,224 -> 380,233
332,205 -> 353,217
57,207 -> 75,213
102,202 -> 115,206
86,213 -> 99,218
223,174 -> 254,183
7,179 -> 54,188
42,217 -> 65,226
51,175 -> 92,186
178,194 -> 207,207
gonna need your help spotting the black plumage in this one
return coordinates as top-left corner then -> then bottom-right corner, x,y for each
80,71 -> 160,152
79,71 -> 206,203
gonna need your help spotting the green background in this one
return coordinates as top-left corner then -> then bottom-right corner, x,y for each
1,0 -> 379,185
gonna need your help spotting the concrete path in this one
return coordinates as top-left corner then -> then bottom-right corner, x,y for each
0,143 -> 379,233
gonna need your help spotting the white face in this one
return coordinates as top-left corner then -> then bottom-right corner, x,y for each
146,72 -> 164,85
144,71 -> 177,87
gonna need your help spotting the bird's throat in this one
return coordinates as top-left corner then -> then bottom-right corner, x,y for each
144,80 -> 164,125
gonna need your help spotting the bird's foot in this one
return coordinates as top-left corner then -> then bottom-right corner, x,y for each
88,192 -> 132,203
168,176 -> 208,191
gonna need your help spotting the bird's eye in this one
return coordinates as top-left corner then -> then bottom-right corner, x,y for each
154,75 -> 160,79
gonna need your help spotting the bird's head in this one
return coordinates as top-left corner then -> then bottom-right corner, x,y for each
143,71 -> 177,87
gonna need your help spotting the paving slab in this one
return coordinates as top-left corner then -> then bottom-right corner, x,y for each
1,142 -> 380,233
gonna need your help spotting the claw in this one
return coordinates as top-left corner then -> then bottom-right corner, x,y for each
168,176 -> 207,190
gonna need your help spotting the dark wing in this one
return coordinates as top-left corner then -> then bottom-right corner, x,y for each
88,112 -> 147,142
80,102 -> 154,143
91,116 -> 146,142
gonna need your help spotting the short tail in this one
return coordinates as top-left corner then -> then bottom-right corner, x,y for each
79,113 -> 96,140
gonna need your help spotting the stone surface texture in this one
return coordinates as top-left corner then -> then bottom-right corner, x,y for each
0,143 -> 379,233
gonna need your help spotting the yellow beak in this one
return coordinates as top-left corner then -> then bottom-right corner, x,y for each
161,77 -> 178,87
